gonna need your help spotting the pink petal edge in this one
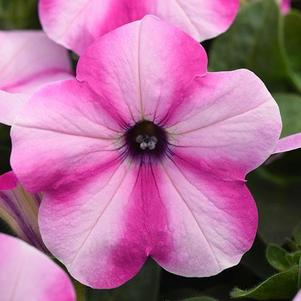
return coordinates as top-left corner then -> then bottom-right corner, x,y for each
274,133 -> 301,153
0,31 -> 73,126
0,233 -> 75,301
294,290 -> 301,301
0,171 -> 18,190
39,0 -> 239,54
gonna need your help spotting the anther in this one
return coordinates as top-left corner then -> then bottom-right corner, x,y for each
125,120 -> 167,159
136,135 -> 158,150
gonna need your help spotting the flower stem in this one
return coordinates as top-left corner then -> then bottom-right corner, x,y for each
74,281 -> 86,301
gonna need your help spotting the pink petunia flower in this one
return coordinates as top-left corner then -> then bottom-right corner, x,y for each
39,0 -> 240,54
9,17 -> 301,289
0,233 -> 75,301
279,0 -> 292,14
0,172 -> 47,252
0,31 -> 73,126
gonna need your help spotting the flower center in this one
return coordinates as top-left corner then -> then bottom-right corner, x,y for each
125,120 -> 168,159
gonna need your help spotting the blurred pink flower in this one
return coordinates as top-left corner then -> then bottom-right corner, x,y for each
39,0 -> 240,54
0,31 -> 73,126
279,0 -> 291,14
0,171 -> 47,252
0,233 -> 75,301
10,16 -> 298,289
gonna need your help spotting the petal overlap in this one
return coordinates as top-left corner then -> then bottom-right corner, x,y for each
167,70 -> 282,175
39,0 -> 239,54
11,80 -> 123,193
77,16 -> 207,124
154,156 -> 257,277
39,161 -> 173,288
0,31 -> 73,126
39,154 -> 258,286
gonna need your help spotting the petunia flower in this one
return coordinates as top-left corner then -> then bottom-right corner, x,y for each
39,0 -> 240,54
279,0 -> 291,14
0,171 -> 47,252
0,30 -> 73,126
0,233 -> 75,301
9,17 -> 301,289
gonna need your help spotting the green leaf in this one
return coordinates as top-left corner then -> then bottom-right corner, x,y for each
298,257 -> 301,289
266,244 -> 291,271
86,260 -> 161,301
231,265 -> 299,300
286,251 -> 301,267
74,281 -> 87,301
274,93 -> 301,137
282,10 -> 301,91
209,0 -> 290,92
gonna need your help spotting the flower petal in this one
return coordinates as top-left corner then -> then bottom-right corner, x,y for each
39,0 -> 150,54
77,16 -> 207,124
39,0 -> 239,54
0,234 -> 75,301
39,154 -> 257,287
0,91 -> 28,126
0,171 -> 18,190
153,0 -> 239,42
151,156 -> 258,277
11,80 -> 122,193
167,70 -> 282,175
39,162 -> 169,288
274,133 -> 301,153
0,31 -> 72,94
0,31 -> 73,126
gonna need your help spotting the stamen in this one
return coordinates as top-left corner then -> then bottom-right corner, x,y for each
147,137 -> 158,150
125,120 -> 167,159
136,135 -> 158,150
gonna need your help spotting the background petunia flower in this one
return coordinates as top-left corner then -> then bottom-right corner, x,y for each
279,0 -> 291,14
0,171 -> 47,252
10,16 -> 300,289
39,0 -> 240,54
0,233 -> 75,301
0,31 -> 73,126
